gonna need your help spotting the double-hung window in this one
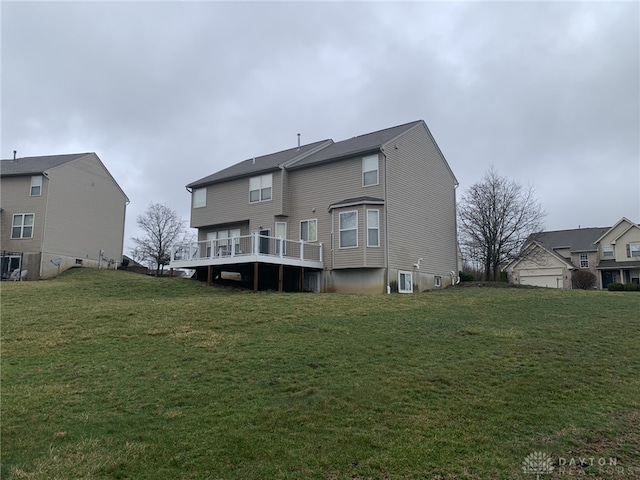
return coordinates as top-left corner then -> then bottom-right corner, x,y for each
339,211 -> 358,248
30,176 -> 42,196
193,187 -> 206,208
362,155 -> 379,187
628,243 -> 640,258
12,214 -> 34,239
579,253 -> 589,268
249,174 -> 272,202
366,210 -> 379,247
602,245 -> 614,257
300,219 -> 317,242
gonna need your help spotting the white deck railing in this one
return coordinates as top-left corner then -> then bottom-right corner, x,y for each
170,232 -> 323,268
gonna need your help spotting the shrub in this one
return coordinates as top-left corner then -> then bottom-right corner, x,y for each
572,270 -> 597,290
623,283 -> 640,291
607,283 -> 625,291
459,271 -> 475,282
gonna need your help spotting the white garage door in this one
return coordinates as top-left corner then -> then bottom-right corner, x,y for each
520,274 -> 562,288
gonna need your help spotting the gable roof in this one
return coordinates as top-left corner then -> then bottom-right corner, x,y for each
504,240 -> 576,271
288,120 -> 424,169
593,217 -> 639,244
186,120 -> 432,189
527,226 -> 610,253
187,139 -> 333,189
0,153 -> 91,176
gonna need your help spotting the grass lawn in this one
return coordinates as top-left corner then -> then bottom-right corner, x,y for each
1,268 -> 639,479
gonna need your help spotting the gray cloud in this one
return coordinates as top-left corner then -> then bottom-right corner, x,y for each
2,1 -> 638,252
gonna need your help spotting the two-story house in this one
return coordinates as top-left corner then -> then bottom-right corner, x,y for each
504,217 -> 640,289
0,152 -> 129,280
594,217 -> 640,288
170,120 -> 459,293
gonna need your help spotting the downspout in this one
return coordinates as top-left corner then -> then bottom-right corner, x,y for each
452,180 -> 460,286
40,172 -> 51,279
381,147 -> 390,294
279,165 -> 286,216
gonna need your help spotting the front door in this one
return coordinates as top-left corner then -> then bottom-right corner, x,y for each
601,271 -> 616,288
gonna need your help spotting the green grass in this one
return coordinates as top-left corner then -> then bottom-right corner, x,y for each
1,268 -> 639,479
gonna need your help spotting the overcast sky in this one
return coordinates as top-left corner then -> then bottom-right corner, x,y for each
2,1 -> 638,254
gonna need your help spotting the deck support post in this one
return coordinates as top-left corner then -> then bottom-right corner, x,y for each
253,262 -> 259,293
299,267 -> 304,292
278,264 -> 284,292
207,265 -> 213,286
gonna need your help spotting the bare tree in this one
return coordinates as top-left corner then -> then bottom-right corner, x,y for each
458,166 -> 546,281
131,203 -> 186,275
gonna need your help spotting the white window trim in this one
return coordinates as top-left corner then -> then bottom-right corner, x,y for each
193,187 -> 206,208
579,253 -> 589,268
300,219 -> 317,242
398,271 -> 413,293
249,174 -> 273,203
339,210 -> 358,249
11,213 -> 35,239
362,155 -> 379,187
434,276 -> 442,288
630,243 -> 640,258
30,175 -> 42,196
602,245 -> 614,257
366,209 -> 379,247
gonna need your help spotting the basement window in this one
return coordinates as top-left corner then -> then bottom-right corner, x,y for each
434,276 -> 442,288
398,271 -> 413,293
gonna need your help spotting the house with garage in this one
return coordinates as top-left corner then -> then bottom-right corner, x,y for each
0,152 -> 129,280
504,217 -> 640,289
170,120 -> 459,293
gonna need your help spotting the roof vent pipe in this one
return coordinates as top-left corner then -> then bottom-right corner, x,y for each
252,157 -> 255,164
297,133 -> 300,150
13,150 -> 17,160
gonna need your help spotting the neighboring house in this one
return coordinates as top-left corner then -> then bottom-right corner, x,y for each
504,217 -> 640,289
593,217 -> 640,288
0,153 -> 129,280
170,120 -> 459,293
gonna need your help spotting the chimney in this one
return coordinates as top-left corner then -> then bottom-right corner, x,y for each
297,133 -> 301,150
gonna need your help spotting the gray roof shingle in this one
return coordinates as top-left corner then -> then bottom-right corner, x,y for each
529,227 -> 610,252
186,120 -> 427,188
1,153 -> 91,176
187,140 -> 332,189
289,120 -> 424,169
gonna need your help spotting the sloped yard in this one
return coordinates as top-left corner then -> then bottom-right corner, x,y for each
2,269 -> 639,479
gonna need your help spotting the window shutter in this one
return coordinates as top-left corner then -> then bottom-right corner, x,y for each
627,244 -> 631,258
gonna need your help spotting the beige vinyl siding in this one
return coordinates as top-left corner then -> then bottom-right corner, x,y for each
0,175 -> 47,253
597,220 -> 640,261
615,227 -> 640,261
191,170 -> 282,232
385,124 -> 457,276
42,154 -> 128,265
288,154 -> 385,269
